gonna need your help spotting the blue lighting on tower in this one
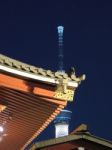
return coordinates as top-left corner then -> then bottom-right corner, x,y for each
57,26 -> 64,34
57,25 -> 64,72
54,110 -> 72,124
54,110 -> 72,138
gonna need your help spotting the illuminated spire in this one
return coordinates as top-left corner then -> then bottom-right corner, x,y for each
57,26 -> 64,72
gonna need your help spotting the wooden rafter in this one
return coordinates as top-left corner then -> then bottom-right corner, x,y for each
0,73 -> 55,98
0,74 -> 67,150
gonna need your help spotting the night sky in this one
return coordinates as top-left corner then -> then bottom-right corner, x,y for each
0,0 -> 112,148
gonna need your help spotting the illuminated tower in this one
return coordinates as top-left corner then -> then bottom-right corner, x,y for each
57,26 -> 64,72
54,110 -> 72,138
55,26 -> 72,138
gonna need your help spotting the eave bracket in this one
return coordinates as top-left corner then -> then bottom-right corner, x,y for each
53,79 -> 75,101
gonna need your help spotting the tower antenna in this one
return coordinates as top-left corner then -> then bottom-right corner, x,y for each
57,26 -> 64,72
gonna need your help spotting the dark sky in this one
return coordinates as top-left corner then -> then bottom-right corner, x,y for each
0,0 -> 112,148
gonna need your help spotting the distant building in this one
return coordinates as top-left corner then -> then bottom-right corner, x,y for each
30,124 -> 112,150
0,54 -> 84,150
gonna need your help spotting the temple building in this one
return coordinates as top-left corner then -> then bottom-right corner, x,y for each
0,54 -> 85,150
1,54 -> 112,150
30,124 -> 112,150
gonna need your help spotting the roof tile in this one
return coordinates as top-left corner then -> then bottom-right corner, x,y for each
0,54 -> 85,83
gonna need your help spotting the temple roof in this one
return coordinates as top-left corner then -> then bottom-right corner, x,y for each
0,54 -> 85,87
0,54 -> 85,150
30,125 -> 112,150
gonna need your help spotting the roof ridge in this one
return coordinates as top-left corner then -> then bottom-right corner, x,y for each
0,54 -> 86,83
29,133 -> 112,150
0,54 -> 45,71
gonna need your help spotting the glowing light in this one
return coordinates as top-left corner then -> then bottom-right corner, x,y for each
57,25 -> 64,71
0,126 -> 4,133
78,147 -> 85,150
0,104 -> 7,112
54,110 -> 72,138
55,123 -> 68,138
57,26 -> 64,34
